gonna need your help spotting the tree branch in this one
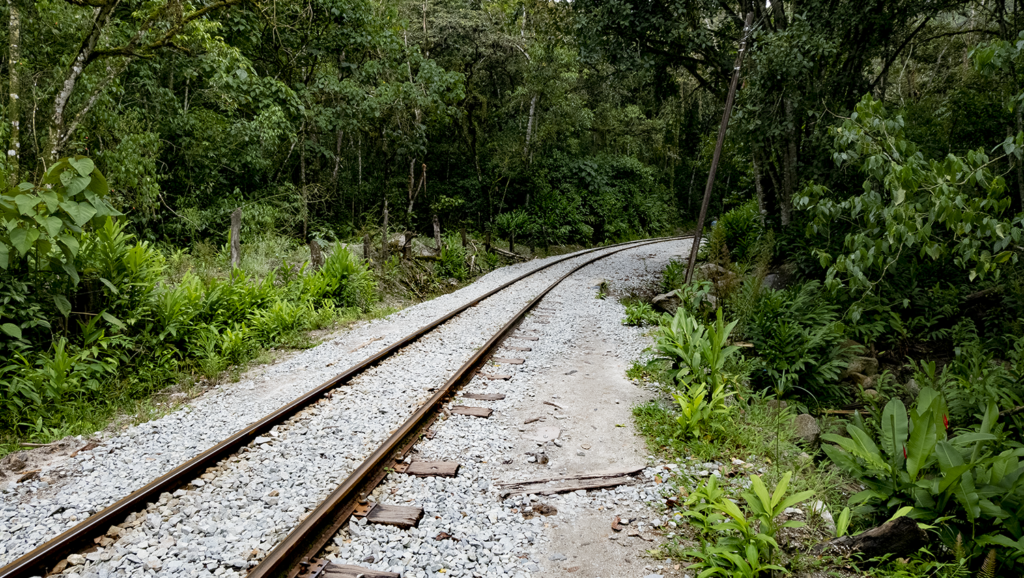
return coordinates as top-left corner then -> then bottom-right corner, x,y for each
870,16 -> 933,91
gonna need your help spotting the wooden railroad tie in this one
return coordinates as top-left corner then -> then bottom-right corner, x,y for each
478,372 -> 511,380
513,335 -> 539,341
504,346 -> 532,352
450,406 -> 493,418
317,563 -> 399,577
492,357 -> 525,364
363,504 -> 424,529
395,461 -> 461,477
463,393 -> 506,401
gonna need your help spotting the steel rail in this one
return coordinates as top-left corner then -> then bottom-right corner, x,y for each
0,237 -> 678,578
249,236 -> 685,578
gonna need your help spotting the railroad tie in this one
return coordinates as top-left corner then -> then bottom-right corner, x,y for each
478,372 -> 512,380
463,393 -> 506,400
513,335 -> 540,341
492,357 -> 525,364
317,564 -> 399,578
450,406 -> 493,418
398,461 -> 461,477
504,346 -> 532,352
364,504 -> 424,529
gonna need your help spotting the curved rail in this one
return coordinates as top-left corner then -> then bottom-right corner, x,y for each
248,236 -> 684,578
0,236 -> 682,578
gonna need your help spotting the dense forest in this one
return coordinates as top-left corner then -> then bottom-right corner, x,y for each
2,0 -> 1024,574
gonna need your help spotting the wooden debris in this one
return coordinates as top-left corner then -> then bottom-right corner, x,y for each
497,466 -> 645,496
349,336 -> 384,353
17,469 -> 40,483
811,516 -> 926,559
451,406 -> 493,418
543,401 -> 564,410
402,461 -> 460,477
365,504 -> 424,529
524,416 -> 542,424
322,563 -> 399,577
463,393 -> 506,401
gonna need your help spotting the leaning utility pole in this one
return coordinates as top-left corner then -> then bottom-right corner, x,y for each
684,12 -> 755,285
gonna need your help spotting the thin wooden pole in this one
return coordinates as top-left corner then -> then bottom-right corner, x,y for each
685,13 -> 755,285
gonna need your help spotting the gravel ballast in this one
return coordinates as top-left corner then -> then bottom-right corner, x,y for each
326,239 -> 694,578
0,240 -> 678,575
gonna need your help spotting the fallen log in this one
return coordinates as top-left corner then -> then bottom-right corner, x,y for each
811,516 -> 926,559
491,246 -> 527,260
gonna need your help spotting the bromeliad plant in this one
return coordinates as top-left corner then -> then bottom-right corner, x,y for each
655,307 -> 739,438
822,387 -> 1024,569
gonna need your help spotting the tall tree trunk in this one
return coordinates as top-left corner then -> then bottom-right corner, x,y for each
780,98 -> 798,226
300,127 -> 308,240
381,197 -> 389,259
1017,106 -> 1024,209
7,0 -> 20,186
230,208 -> 242,268
524,94 -> 538,160
47,1 -> 118,164
752,150 -> 766,222
331,129 -> 343,192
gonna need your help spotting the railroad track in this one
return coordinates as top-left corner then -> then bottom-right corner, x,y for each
0,237 -> 684,578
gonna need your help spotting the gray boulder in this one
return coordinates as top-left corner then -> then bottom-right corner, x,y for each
793,414 -> 821,445
651,291 -> 681,315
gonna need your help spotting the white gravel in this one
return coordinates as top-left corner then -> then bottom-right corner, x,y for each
0,241 -> 676,575
326,240 -> 696,578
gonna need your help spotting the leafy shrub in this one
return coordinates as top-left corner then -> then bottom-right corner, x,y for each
655,308 -> 740,438
622,301 -> 661,326
303,244 -> 376,310
746,281 -> 849,401
435,234 -> 468,281
822,388 -> 1024,570
683,472 -> 811,578
713,200 -> 764,264
661,258 -> 688,292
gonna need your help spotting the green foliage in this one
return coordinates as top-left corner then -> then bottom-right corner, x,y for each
798,95 -> 1024,299
0,157 -> 120,278
682,472 -> 810,578
713,200 -> 764,264
303,245 -> 377,310
745,282 -> 848,401
661,258 -> 688,293
435,234 -> 469,282
655,307 -> 739,391
822,388 -> 1024,570
622,301 -> 661,326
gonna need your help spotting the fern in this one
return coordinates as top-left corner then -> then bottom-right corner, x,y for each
977,549 -> 997,578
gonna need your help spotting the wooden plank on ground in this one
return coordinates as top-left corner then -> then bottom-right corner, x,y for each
451,406 -> 493,418
497,466 -> 645,496
532,320 -> 550,324
404,461 -> 460,477
463,393 -> 506,400
513,335 -> 539,341
365,504 -> 423,528
478,373 -> 511,380
492,357 -> 525,364
504,346 -> 532,351
323,564 -> 399,578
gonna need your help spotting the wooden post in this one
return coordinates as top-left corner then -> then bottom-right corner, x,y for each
433,213 -> 442,252
363,234 -> 371,262
230,207 -> 242,268
309,239 -> 324,271
684,12 -> 754,285
485,226 -> 492,253
460,226 -> 467,248
403,231 -> 416,260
